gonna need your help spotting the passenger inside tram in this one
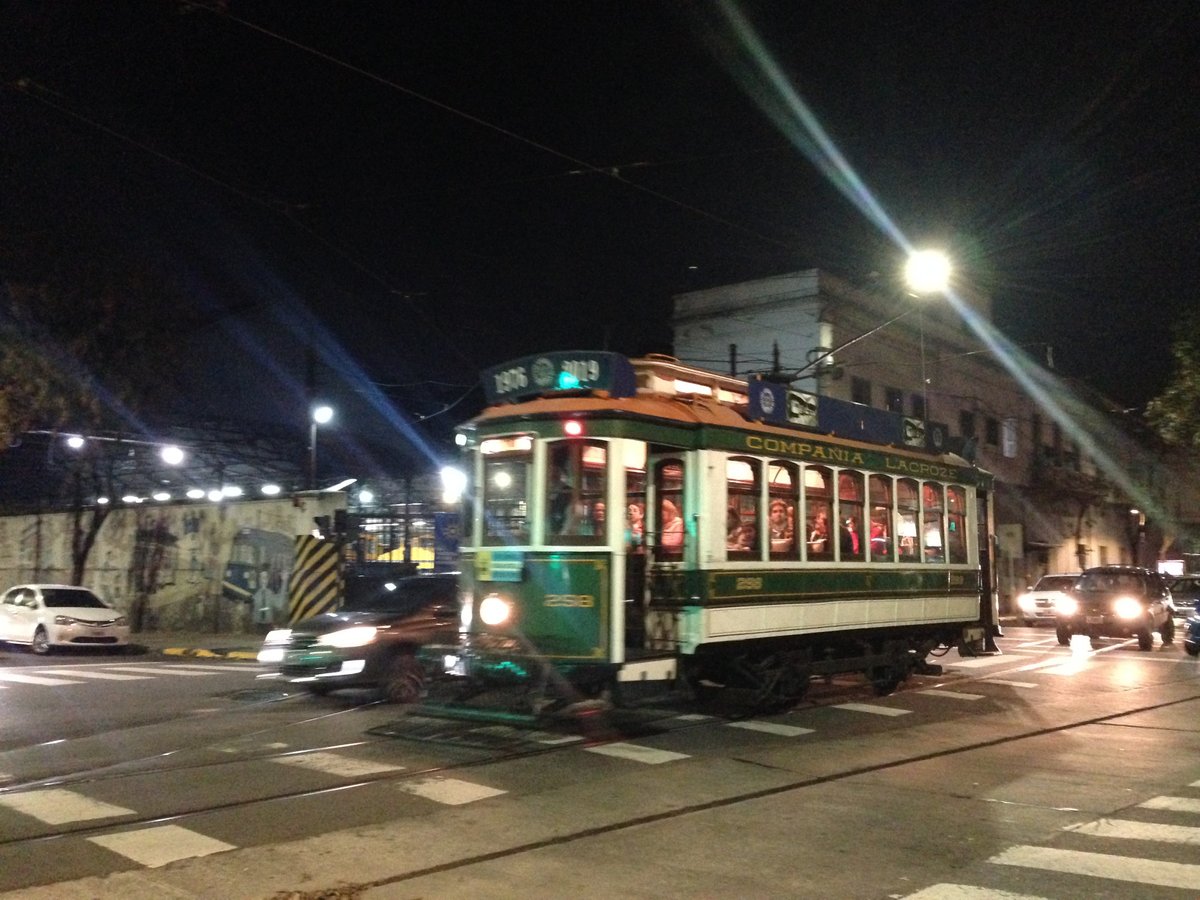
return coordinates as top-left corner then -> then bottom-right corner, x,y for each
660,498 -> 683,547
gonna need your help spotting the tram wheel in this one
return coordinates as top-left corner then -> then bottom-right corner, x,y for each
870,665 -> 904,696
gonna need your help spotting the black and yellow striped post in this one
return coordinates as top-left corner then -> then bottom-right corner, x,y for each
288,535 -> 342,624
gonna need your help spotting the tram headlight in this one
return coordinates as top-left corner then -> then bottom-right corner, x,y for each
318,625 -> 379,648
1053,595 -> 1078,616
1113,596 -> 1143,620
459,590 -> 474,633
479,593 -> 512,627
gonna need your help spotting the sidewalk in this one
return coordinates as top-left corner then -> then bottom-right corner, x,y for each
131,632 -> 262,661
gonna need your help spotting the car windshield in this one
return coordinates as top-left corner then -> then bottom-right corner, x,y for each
1076,572 -> 1146,594
344,577 -> 454,613
41,588 -> 108,609
1035,576 -> 1077,591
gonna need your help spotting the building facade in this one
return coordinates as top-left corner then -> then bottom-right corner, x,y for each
671,269 -> 1196,613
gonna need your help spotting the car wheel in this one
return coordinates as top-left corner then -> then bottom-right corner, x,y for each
1137,629 -> 1154,651
1160,616 -> 1175,645
1186,642 -> 1200,658
1055,625 -> 1071,646
1089,635 -> 1102,649
31,628 -> 52,655
381,652 -> 425,704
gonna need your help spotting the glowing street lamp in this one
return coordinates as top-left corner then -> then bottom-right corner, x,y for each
903,249 -> 953,418
308,404 -> 334,490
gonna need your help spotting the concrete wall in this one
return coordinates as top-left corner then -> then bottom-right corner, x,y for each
0,494 -> 344,633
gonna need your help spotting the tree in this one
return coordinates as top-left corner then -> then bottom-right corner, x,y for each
1145,317 -> 1200,450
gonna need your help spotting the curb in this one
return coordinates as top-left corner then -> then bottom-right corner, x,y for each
160,647 -> 260,661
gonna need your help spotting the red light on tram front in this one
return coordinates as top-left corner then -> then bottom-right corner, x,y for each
563,419 -> 584,437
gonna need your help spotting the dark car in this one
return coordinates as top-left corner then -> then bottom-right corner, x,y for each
258,572 -> 459,702
1169,575 -> 1200,618
1054,566 -> 1175,650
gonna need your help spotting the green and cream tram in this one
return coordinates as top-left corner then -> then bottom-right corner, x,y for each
445,351 -> 997,708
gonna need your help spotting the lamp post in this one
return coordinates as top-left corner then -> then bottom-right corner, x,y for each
308,404 -> 333,490
903,249 -> 952,419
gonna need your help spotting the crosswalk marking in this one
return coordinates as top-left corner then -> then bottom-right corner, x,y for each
1067,817 -> 1200,844
905,885 -> 1047,899
89,824 -> 236,868
167,663 -> 255,671
272,751 -> 404,778
989,845 -> 1200,890
100,666 -> 217,676
585,742 -> 690,764
834,702 -> 911,717
917,689 -> 985,701
1139,795 -> 1200,814
0,788 -> 134,824
0,672 -> 82,686
397,777 -> 506,805
35,669 -> 150,681
982,679 -> 1039,688
944,656 -> 1012,669
725,720 -> 813,737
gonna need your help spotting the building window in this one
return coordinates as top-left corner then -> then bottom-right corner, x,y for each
1002,417 -> 1018,458
884,387 -> 903,413
851,377 -> 871,406
985,417 -> 999,447
959,411 -> 976,438
911,394 -> 926,420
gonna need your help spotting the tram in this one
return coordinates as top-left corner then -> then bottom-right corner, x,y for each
441,350 -> 998,710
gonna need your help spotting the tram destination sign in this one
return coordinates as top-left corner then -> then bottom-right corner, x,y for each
483,351 -> 636,404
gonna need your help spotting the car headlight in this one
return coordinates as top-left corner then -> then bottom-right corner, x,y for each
479,593 -> 512,626
1053,595 -> 1078,616
1113,596 -> 1143,620
262,628 -> 293,646
318,625 -> 378,648
1016,593 -> 1036,613
54,615 -> 81,626
114,616 -> 128,627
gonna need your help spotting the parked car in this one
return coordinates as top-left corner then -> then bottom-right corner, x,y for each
1184,604 -> 1200,657
1054,566 -> 1175,650
0,584 -> 130,654
1169,574 -> 1200,617
258,572 -> 459,702
1015,573 -> 1080,627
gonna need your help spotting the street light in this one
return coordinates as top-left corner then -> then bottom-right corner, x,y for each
903,249 -> 953,419
308,404 -> 334,490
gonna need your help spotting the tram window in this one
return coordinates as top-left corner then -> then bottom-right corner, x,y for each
897,478 -> 920,562
726,456 -> 759,559
946,485 -> 968,563
626,459 -> 647,553
767,462 -> 797,559
546,441 -> 608,545
804,466 -> 832,560
923,482 -> 945,562
654,459 -> 685,558
838,471 -> 865,561
868,474 -> 892,562
481,453 -> 531,545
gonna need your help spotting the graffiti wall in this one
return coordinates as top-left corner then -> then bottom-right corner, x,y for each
0,496 -> 343,633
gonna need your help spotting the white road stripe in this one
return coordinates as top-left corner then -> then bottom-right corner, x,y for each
37,669 -> 150,681
0,788 -> 134,824
944,656 -> 1013,669
725,720 -> 813,737
834,702 -> 911,717
1067,817 -> 1200,844
526,730 -> 584,745
0,672 -> 82,686
89,824 -> 236,867
982,679 -> 1039,688
675,713 -> 715,722
585,742 -> 690,764
99,666 -> 216,676
990,845 -> 1200,890
397,777 -> 506,805
166,663 -> 256,671
271,751 -> 403,778
904,884 -> 1048,899
917,689 -> 985,701
1140,796 -> 1200,814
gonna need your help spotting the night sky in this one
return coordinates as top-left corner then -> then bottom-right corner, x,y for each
4,1 -> 1198,466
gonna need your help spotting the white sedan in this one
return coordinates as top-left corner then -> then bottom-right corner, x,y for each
0,584 -> 130,654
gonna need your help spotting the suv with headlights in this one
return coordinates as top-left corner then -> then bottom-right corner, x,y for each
258,572 -> 459,702
1016,573 -> 1080,627
1054,566 -> 1175,650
